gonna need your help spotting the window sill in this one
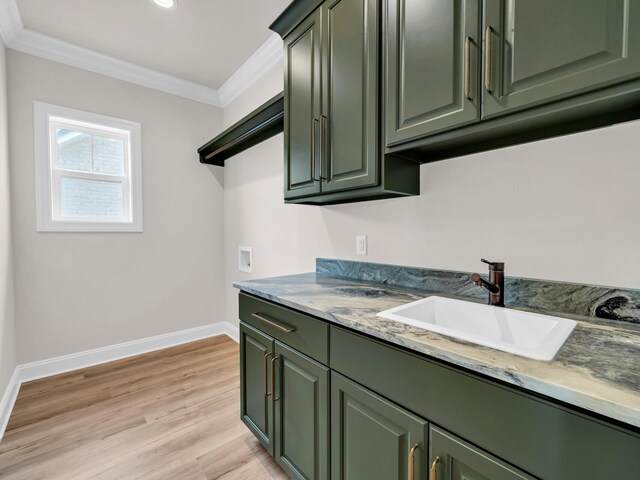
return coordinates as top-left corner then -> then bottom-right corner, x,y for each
36,219 -> 143,233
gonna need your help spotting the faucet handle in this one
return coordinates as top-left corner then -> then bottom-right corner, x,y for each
481,258 -> 504,270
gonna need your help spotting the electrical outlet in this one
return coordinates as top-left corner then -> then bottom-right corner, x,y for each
356,235 -> 368,255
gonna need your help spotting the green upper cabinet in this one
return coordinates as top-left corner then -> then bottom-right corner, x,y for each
273,341 -> 329,480
428,425 -> 533,480
483,0 -> 640,118
285,0 -> 380,198
331,372 -> 429,480
321,0 -> 379,193
284,9 -> 323,200
379,0 -> 640,160
276,0 -> 420,205
239,323 -> 275,455
385,0 -> 481,146
275,0 -> 640,173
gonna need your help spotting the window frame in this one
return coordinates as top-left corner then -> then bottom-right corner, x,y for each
34,102 -> 143,232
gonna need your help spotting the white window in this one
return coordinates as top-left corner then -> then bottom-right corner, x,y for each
34,102 -> 142,232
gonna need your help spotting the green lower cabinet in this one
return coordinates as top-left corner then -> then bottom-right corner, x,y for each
331,372 -> 429,480
429,425 -> 533,480
240,296 -> 640,480
239,323 -> 274,455
273,341 -> 330,480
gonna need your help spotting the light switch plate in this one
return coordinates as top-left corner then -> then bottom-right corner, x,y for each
239,246 -> 253,273
356,235 -> 367,255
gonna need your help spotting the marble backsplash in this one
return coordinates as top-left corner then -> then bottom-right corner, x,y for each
316,258 -> 640,324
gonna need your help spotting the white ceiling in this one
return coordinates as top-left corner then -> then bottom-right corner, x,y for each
15,0 -> 291,90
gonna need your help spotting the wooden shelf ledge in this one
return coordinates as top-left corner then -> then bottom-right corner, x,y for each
198,92 -> 284,166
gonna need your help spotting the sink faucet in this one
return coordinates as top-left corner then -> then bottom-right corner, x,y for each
470,259 -> 505,307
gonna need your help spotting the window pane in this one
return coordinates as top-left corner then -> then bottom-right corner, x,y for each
60,177 -> 124,218
57,129 -> 91,172
93,135 -> 124,175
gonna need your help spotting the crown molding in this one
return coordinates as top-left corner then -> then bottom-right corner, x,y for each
12,28 -> 222,106
0,0 -> 283,109
218,33 -> 283,108
0,0 -> 22,45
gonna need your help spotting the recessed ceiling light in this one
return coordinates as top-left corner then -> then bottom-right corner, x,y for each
151,0 -> 176,10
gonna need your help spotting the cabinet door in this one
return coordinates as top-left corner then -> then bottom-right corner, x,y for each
321,0 -> 379,193
385,0 -> 481,146
273,342 -> 329,480
428,426 -> 533,480
483,0 -> 640,118
331,372 -> 428,480
239,323 -> 275,454
284,9 -> 322,200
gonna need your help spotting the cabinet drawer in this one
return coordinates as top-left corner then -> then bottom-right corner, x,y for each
330,325 -> 640,480
239,292 -> 329,365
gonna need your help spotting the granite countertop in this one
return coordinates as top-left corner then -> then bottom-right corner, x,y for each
234,271 -> 640,429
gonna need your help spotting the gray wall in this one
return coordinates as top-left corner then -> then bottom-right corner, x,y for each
0,39 -> 17,395
8,51 -> 226,363
223,61 -> 640,327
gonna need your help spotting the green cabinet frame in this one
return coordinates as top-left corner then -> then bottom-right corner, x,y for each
239,323 -> 275,454
385,0 -> 481,146
279,0 -> 420,205
239,293 -> 640,480
331,372 -> 428,480
239,321 -> 329,479
429,425 -> 533,480
330,324 -> 640,480
277,0 -> 640,176
483,0 -> 640,118
274,342 -> 329,479
284,9 -> 323,199
321,0 -> 379,194
384,0 -> 640,161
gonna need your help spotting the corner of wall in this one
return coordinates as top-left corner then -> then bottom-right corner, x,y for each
222,58 -> 285,327
0,34 -> 19,425
222,59 -> 284,129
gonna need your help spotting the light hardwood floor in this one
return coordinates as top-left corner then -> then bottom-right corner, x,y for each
0,336 -> 289,479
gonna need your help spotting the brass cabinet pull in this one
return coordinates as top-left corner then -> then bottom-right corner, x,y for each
484,26 -> 493,94
251,313 -> 296,333
408,443 -> 419,480
464,36 -> 472,101
429,456 -> 440,480
264,352 -> 272,397
271,356 -> 280,402
316,115 -> 327,182
312,118 -> 319,182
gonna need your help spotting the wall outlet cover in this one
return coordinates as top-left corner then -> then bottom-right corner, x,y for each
356,235 -> 368,255
239,246 -> 253,273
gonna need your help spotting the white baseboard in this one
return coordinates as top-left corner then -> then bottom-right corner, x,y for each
16,323 -> 232,383
0,321 -> 238,441
0,368 -> 20,443
224,322 -> 240,343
